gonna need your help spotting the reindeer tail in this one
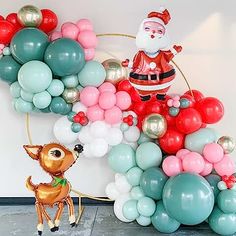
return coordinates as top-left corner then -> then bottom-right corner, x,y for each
26,176 -> 36,192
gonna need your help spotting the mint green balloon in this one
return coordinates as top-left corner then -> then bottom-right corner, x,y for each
137,197 -> 156,217
33,91 -> 52,109
10,28 -> 49,64
136,142 -> 162,170
136,215 -> 151,226
15,98 -> 34,113
78,60 -> 106,87
205,174 -> 221,198
217,190 -> 236,214
151,201 -> 180,233
61,75 -> 79,88
120,123 -> 129,132
50,97 -> 67,114
47,79 -> 64,97
67,112 -> 76,122
71,123 -> 82,133
108,144 -> 136,173
130,186 -> 145,200
10,82 -> 21,98
76,85 -> 83,92
122,200 -> 139,221
18,61 -> 52,93
137,132 -> 152,145
20,90 -> 34,102
140,167 -> 168,200
126,167 -> 143,186
3,47 -> 11,56
163,173 -> 214,225
209,206 -> 236,235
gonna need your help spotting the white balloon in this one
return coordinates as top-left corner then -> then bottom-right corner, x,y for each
115,175 -> 132,193
105,128 -> 123,146
82,143 -> 95,158
89,138 -> 109,158
72,102 -> 87,113
53,117 -> 78,144
115,173 -> 123,181
124,126 -> 140,142
89,121 -> 109,138
105,182 -> 120,200
78,126 -> 93,144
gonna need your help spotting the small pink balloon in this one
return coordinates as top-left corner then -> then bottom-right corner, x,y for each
99,92 -> 116,110
203,143 -> 224,164
84,48 -> 95,61
214,155 -> 235,176
76,19 -> 93,31
86,105 -> 104,121
105,106 -> 122,124
99,82 -> 116,94
49,31 -> 62,41
162,155 -> 183,177
77,31 -> 97,49
61,22 -> 79,40
200,159 -> 213,176
176,149 -> 190,160
182,152 -> 205,174
80,86 -> 100,107
116,91 -> 131,110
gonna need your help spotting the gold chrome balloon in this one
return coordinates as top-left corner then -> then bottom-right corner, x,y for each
17,5 -> 42,27
102,59 -> 128,84
142,113 -> 167,139
62,88 -> 80,104
217,136 -> 235,154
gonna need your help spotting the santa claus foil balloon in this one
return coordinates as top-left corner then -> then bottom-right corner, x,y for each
122,7 -> 182,101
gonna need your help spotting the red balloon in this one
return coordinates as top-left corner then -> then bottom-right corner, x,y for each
185,89 -> 204,102
129,87 -> 141,102
159,128 -> 185,154
175,108 -> 202,134
196,97 -> 224,124
39,9 -> 58,33
6,13 -> 22,30
146,100 -> 162,114
163,108 -> 176,127
132,101 -> 146,115
0,20 -> 16,45
137,115 -> 145,130
117,80 -> 133,92
0,16 -> 4,21
180,94 -> 195,107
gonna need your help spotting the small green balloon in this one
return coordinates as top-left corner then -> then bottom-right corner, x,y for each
169,107 -> 179,117
151,201 -> 180,233
217,181 -> 227,191
61,103 -> 72,115
205,174 -> 221,198
130,186 -> 145,200
136,215 -> 151,226
137,197 -> 156,217
3,47 -> 11,56
217,189 -> 236,214
10,81 -> 21,98
137,132 -> 152,145
33,91 -> 52,109
40,107 -> 51,113
67,111 -> 76,122
120,123 -> 129,132
20,90 -> 34,102
126,167 -> 143,186
180,98 -> 190,108
47,79 -> 65,97
71,123 -> 82,133
122,200 -> 139,221
15,98 -> 34,113
0,56 -> 21,84
50,97 -> 67,114
61,74 -> 79,88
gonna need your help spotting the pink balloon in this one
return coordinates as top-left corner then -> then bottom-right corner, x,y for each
105,106 -> 122,124
61,22 -> 79,40
77,31 -> 97,49
162,155 -> 183,177
99,82 -> 116,94
99,92 -> 116,110
182,152 -> 205,174
203,143 -> 224,163
80,86 -> 100,107
84,48 -> 95,61
200,159 -> 213,176
176,149 -> 190,160
116,91 -> 132,110
76,19 -> 93,31
49,31 -> 62,41
214,155 -> 235,176
86,105 -> 104,121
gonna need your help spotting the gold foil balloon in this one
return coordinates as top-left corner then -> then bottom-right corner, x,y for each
17,5 -> 42,27
217,136 -> 235,154
142,113 -> 167,139
62,88 -> 80,104
102,59 -> 128,84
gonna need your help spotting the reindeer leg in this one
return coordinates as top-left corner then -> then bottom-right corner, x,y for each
35,202 -> 44,235
39,204 -> 57,232
65,196 -> 76,227
54,202 -> 64,231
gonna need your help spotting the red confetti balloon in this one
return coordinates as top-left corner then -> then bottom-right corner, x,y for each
185,89 -> 204,102
0,20 -> 16,45
6,13 -> 22,30
117,80 -> 133,93
39,9 -> 58,33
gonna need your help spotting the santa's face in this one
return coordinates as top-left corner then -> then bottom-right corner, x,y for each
136,20 -> 170,53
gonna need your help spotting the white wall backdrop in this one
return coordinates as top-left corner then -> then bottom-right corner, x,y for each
0,0 -> 235,197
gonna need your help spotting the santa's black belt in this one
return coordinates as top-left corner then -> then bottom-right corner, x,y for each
130,69 -> 175,81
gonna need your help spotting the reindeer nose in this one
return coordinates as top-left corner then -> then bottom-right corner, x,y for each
74,144 -> 83,153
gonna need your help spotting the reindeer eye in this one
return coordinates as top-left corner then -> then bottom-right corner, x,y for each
48,148 -> 65,159
50,150 -> 61,158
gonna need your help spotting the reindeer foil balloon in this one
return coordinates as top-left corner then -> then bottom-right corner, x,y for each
24,143 -> 83,235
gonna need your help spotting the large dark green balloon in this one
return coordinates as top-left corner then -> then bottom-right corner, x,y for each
140,167 -> 168,200
151,201 -> 180,233
44,38 -> 85,77
217,189 -> 236,214
163,173 -> 214,225
50,97 -> 67,114
205,174 -> 221,198
0,56 -> 21,84
10,28 -> 49,64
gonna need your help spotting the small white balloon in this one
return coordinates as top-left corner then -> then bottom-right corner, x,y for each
78,126 -> 93,144
105,127 -> 123,146
105,182 -> 120,200
89,138 -> 109,158
90,121 -> 109,138
72,102 -> 87,113
124,126 -> 140,143
82,143 -> 95,158
115,173 -> 123,181
115,175 -> 132,193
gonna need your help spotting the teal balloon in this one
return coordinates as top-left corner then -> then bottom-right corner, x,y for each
136,215 -> 151,226
0,56 -> 21,84
137,132 -> 152,145
130,186 -> 145,200
151,201 -> 180,233
217,190 -> 236,214
163,173 -> 214,225
71,123 -> 82,133
3,47 -> 11,56
180,98 -> 190,108
44,38 -> 85,77
61,75 -> 79,88
50,97 -> 67,114
10,82 -> 21,98
122,200 -> 139,221
33,91 -> 52,109
126,167 -> 143,186
78,60 -> 106,87
10,28 -> 49,64
209,206 -> 236,235
67,112 -> 76,122
137,197 -> 156,217
136,142 -> 162,170
140,167 -> 168,200
205,174 -> 221,198
120,123 -> 129,132
18,61 -> 52,93
40,107 -> 51,113
76,85 -> 84,92
169,107 -> 179,117
61,103 -> 72,115
185,128 -> 217,154
47,79 -> 64,97
108,144 -> 136,173
217,181 -> 227,191
15,98 -> 34,113
20,90 -> 34,102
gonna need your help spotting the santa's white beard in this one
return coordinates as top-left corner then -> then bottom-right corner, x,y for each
136,30 -> 171,53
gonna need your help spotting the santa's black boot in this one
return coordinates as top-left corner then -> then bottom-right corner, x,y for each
140,95 -> 151,101
156,94 -> 166,101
